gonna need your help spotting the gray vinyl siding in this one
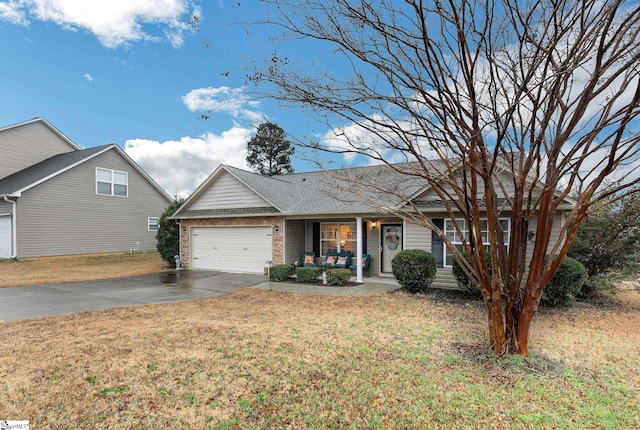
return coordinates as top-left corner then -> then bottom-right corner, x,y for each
405,221 -> 432,250
284,219 -> 305,264
523,212 -> 565,269
189,171 -> 272,210
15,149 -> 170,258
0,121 -> 77,180
0,200 -> 13,215
404,219 -> 458,288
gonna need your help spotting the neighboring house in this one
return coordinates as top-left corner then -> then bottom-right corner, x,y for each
172,163 -> 575,286
0,118 -> 172,259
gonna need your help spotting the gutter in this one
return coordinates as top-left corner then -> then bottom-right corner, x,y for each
3,195 -> 17,259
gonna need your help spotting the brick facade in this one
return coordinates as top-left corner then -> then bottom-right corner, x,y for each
178,216 -> 285,269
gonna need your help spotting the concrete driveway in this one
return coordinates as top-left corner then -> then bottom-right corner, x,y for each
0,271 -> 267,322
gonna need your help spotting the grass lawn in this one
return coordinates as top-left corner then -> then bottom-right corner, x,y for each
0,252 -> 169,287
1,274 -> 639,429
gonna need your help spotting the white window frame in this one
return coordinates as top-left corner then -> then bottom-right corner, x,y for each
148,217 -> 160,232
96,167 -> 128,197
443,218 -> 510,267
320,222 -> 357,256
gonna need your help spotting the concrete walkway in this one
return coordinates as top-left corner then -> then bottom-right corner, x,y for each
252,279 -> 400,296
0,271 -> 400,322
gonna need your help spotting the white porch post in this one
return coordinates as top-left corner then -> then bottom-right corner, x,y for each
356,216 -> 363,283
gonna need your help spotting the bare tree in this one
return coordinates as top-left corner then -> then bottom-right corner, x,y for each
250,0 -> 640,356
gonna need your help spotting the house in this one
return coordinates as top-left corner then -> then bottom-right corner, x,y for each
0,118 -> 172,259
171,163 -> 574,286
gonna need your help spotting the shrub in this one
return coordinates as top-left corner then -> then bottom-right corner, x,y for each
269,264 -> 295,282
326,268 -> 351,286
156,199 -> 184,268
578,273 -> 619,298
296,267 -> 322,283
541,256 -> 587,307
391,249 -> 437,294
451,251 -> 486,298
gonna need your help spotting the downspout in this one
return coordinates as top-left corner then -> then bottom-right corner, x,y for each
3,195 -> 17,259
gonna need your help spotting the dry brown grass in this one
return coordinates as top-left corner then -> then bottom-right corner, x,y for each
0,252 -> 169,287
1,284 -> 639,429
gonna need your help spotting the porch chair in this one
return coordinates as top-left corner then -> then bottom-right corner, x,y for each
349,253 -> 371,272
335,251 -> 352,269
301,251 -> 317,267
322,251 -> 340,268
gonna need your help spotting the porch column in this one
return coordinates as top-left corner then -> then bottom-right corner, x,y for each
356,216 -> 363,283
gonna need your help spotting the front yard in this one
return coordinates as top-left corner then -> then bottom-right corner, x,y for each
1,282 -> 638,429
0,252 -> 168,287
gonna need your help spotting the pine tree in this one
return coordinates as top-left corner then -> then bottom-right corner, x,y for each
246,122 -> 294,176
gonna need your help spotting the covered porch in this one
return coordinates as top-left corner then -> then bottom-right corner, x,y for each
282,216 -> 458,288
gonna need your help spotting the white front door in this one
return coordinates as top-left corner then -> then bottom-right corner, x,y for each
380,224 -> 402,273
191,226 -> 272,274
0,216 -> 11,258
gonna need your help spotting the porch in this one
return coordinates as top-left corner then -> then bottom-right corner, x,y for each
283,217 -> 459,288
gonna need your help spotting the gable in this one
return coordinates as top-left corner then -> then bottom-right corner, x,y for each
412,169 -> 518,203
0,119 -> 79,180
187,170 -> 273,211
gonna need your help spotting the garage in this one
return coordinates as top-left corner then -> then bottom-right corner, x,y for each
0,216 -> 11,259
191,226 -> 272,274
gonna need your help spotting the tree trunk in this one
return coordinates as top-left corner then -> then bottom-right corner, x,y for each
514,293 -> 537,356
485,297 -> 507,355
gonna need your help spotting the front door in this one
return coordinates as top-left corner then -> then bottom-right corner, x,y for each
381,224 -> 403,273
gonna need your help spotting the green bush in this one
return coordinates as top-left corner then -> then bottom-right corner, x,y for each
451,251 -> 486,298
391,249 -> 437,294
326,268 -> 352,286
296,266 -> 322,283
541,256 -> 587,307
155,199 -> 184,268
269,264 -> 295,282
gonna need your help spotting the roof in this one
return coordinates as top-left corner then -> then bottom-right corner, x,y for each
0,144 -> 171,201
0,145 -> 110,195
175,163 -> 429,218
174,160 -> 577,219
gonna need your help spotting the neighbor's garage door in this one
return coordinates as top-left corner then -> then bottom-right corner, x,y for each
191,226 -> 272,274
0,216 -> 11,259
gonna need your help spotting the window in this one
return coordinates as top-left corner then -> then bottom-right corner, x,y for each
443,218 -> 510,266
148,217 -> 159,231
320,222 -> 357,256
96,168 -> 128,197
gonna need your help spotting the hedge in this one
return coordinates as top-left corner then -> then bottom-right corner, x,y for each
269,264 -> 295,282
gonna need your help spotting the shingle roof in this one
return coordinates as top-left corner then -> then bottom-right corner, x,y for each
176,156 -> 576,219
222,163 -> 429,215
0,145 -> 110,195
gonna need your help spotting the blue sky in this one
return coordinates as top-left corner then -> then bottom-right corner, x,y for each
0,0 -> 330,197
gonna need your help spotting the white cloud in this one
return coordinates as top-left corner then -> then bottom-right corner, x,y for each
83,73 -> 93,82
182,86 -> 265,123
320,114 -> 439,165
0,1 -> 28,25
124,126 -> 253,198
0,0 -> 197,48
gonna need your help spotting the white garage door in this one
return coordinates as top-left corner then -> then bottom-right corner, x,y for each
0,216 -> 11,259
191,226 -> 272,274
